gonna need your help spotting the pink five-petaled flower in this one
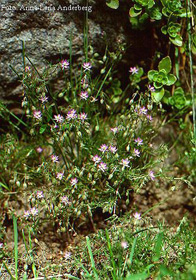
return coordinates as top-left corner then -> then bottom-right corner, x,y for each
99,144 -> 108,153
79,113 -> 87,122
110,127 -> 119,134
80,91 -> 89,100
60,196 -> 69,206
109,145 -> 117,154
36,191 -> 44,199
40,95 -> 48,103
134,137 -> 143,146
56,172 -> 64,180
61,59 -> 69,70
92,155 -> 102,164
30,207 -> 39,217
148,85 -> 155,92
33,110 -> 42,120
149,170 -> 155,181
139,106 -> 148,115
36,147 -> 43,153
82,62 -> 92,71
98,162 -> 107,172
64,252 -> 72,260
120,158 -> 130,168
133,148 -> 140,157
70,178 -> 78,186
51,154 -> 59,163
121,241 -> 128,249
24,210 -> 30,219
66,109 -> 77,121
129,67 -> 139,74
133,212 -> 141,220
54,114 -> 64,123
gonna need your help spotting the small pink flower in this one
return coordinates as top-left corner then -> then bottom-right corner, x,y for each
66,109 -> 77,121
79,113 -> 87,122
99,144 -> 108,153
134,137 -> 143,146
60,196 -> 69,205
120,158 -> 130,168
36,191 -> 44,199
0,243 -> 3,249
24,210 -> 30,219
61,60 -> 69,70
54,114 -> 64,123
133,212 -> 141,220
83,62 -> 92,71
121,241 -> 128,249
36,147 -> 43,153
139,106 -> 148,115
30,207 -> 39,217
98,162 -> 107,172
56,172 -> 64,180
51,154 -> 59,163
64,251 -> 72,260
39,95 -> 48,103
92,155 -> 102,164
149,170 -> 155,180
129,67 -> 139,74
110,127 -> 119,134
133,148 -> 140,157
70,178 -> 78,186
109,145 -> 117,154
148,85 -> 155,92
80,91 -> 89,100
33,110 -> 42,120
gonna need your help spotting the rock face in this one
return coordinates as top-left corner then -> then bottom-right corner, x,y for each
0,0 -> 153,99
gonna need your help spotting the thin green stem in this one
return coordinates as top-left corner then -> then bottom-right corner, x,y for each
187,0 -> 196,138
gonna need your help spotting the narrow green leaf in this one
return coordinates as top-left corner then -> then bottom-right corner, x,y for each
158,56 -> 171,74
106,0 -> 119,9
86,237 -> 99,280
153,232 -> 164,262
13,215 -> 18,280
129,236 -> 137,265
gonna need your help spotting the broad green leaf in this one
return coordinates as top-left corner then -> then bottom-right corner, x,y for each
106,0 -> 119,9
174,87 -> 184,95
148,0 -> 155,9
148,70 -> 157,81
170,35 -> 183,47
158,56 -> 171,74
153,232 -> 164,262
152,88 -> 165,102
129,7 -> 142,17
166,74 -> 177,86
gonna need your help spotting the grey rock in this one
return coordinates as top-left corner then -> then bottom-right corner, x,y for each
0,0 -> 152,99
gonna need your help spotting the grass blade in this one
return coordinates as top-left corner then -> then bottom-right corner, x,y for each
13,215 -> 18,280
86,236 -> 99,280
